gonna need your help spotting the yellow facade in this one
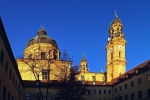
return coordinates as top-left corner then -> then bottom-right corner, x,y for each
106,14 -> 126,82
17,27 -> 71,81
17,13 -> 127,83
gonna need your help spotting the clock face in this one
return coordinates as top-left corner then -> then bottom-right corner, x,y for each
118,45 -> 122,50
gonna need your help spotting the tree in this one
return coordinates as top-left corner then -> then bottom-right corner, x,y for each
17,47 -> 53,100
18,49 -> 86,100
54,50 -> 87,100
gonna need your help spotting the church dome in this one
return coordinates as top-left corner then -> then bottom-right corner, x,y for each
26,26 -> 58,48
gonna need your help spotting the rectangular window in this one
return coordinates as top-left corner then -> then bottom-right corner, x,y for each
36,93 -> 41,100
125,84 -> 127,89
5,62 -> 9,73
9,69 -> 12,80
93,90 -> 96,94
46,93 -> 51,100
41,52 -> 46,59
138,78 -> 142,84
147,75 -> 150,82
108,90 -> 111,94
8,91 -> 10,100
12,96 -> 14,100
26,93 -> 31,100
119,86 -> 122,91
138,91 -> 142,99
104,90 -> 106,94
125,95 -> 128,100
81,75 -> 85,81
131,81 -> 134,87
131,93 -> 134,100
88,90 -> 91,95
42,70 -> 49,80
0,50 -> 4,65
99,90 -> 101,94
15,80 -> 17,89
13,75 -> 15,85
3,86 -> 6,100
147,89 -> 150,97
115,88 -> 117,93
92,76 -> 96,81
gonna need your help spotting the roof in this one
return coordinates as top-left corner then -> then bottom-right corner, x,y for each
23,60 -> 150,87
111,59 -> 150,85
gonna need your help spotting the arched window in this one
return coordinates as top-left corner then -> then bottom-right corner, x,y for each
111,53 -> 113,60
41,52 -> 46,59
53,50 -> 57,60
119,51 -> 121,58
28,54 -> 32,59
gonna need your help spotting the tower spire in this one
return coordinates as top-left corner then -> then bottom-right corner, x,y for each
114,10 -> 118,19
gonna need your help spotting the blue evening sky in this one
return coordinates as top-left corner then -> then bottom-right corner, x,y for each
0,1 -> 150,72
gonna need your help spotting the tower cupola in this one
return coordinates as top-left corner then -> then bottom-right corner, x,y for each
108,13 -> 124,40
80,54 -> 88,72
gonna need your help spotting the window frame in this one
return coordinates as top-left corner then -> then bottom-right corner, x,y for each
147,75 -> 150,82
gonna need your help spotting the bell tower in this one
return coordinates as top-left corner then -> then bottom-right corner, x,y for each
80,54 -> 88,72
106,13 -> 127,82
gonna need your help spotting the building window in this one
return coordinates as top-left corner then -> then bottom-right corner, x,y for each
131,93 -> 134,100
42,70 -> 49,80
36,93 -> 42,100
138,78 -> 142,84
0,50 -> 4,65
36,80 -> 40,86
46,93 -> 51,100
92,76 -> 96,81
3,86 -> 6,100
41,52 -> 46,59
88,90 -> 91,95
111,53 -> 113,60
8,91 -> 11,100
131,81 -> 134,87
9,69 -> 12,80
108,90 -> 111,94
115,88 -> 117,93
119,86 -> 122,91
26,93 -> 31,100
12,96 -> 14,100
125,84 -> 127,89
147,89 -> 150,97
104,90 -> 106,94
15,80 -> 17,89
28,54 -> 32,59
125,95 -> 128,100
5,62 -> 9,73
13,75 -> 15,84
93,90 -> 96,94
81,75 -> 85,81
138,91 -> 142,99
119,51 -> 121,58
99,90 -> 101,94
147,75 -> 150,82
